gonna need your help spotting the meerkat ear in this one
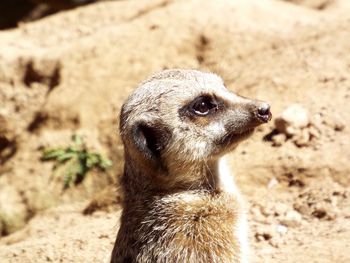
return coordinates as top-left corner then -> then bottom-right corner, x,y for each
132,121 -> 171,163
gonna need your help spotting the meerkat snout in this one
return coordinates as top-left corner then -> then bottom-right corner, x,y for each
256,102 -> 272,123
111,69 -> 271,263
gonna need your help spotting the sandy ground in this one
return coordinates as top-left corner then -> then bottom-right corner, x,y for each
0,0 -> 350,262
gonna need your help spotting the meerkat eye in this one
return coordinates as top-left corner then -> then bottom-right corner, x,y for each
192,96 -> 218,116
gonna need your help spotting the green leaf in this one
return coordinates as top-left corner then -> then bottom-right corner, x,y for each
42,149 -> 66,160
56,152 -> 75,163
66,146 -> 79,153
86,154 -> 99,168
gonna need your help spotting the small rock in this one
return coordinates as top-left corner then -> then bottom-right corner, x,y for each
271,133 -> 286,147
308,125 -> 321,139
280,210 -> 302,227
267,178 -> 279,189
294,128 -> 311,147
276,224 -> 288,235
333,115 -> 345,131
255,224 -> 285,247
275,104 -> 310,136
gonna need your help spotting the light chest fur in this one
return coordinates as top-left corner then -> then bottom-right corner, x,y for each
116,193 -> 243,263
113,159 -> 248,263
137,192 -> 241,263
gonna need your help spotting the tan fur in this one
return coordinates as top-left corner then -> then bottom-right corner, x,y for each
111,69 -> 271,263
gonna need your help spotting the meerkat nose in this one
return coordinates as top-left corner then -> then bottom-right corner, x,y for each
256,102 -> 272,123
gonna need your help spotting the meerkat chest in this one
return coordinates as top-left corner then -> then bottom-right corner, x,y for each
136,192 -> 242,262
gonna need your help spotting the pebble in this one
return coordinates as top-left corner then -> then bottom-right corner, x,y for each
271,133 -> 286,147
279,210 -> 302,227
276,224 -> 288,235
267,178 -> 279,189
275,104 -> 310,136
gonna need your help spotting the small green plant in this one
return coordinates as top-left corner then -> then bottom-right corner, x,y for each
41,135 -> 112,189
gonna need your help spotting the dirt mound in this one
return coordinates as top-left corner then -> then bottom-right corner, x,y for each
0,0 -> 350,262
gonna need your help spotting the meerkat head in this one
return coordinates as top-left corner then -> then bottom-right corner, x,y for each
120,69 -> 271,189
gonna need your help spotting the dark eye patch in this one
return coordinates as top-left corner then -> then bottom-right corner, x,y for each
191,96 -> 218,116
178,94 -> 223,123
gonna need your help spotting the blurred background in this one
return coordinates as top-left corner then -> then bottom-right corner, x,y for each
0,0 -> 349,262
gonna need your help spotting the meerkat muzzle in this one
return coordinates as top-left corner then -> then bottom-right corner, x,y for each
256,102 -> 272,123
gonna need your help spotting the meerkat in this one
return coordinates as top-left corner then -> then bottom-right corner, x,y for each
111,69 -> 271,263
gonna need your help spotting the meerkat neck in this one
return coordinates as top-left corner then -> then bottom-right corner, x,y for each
122,155 -> 238,197
198,157 -> 239,194
216,157 -> 240,194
